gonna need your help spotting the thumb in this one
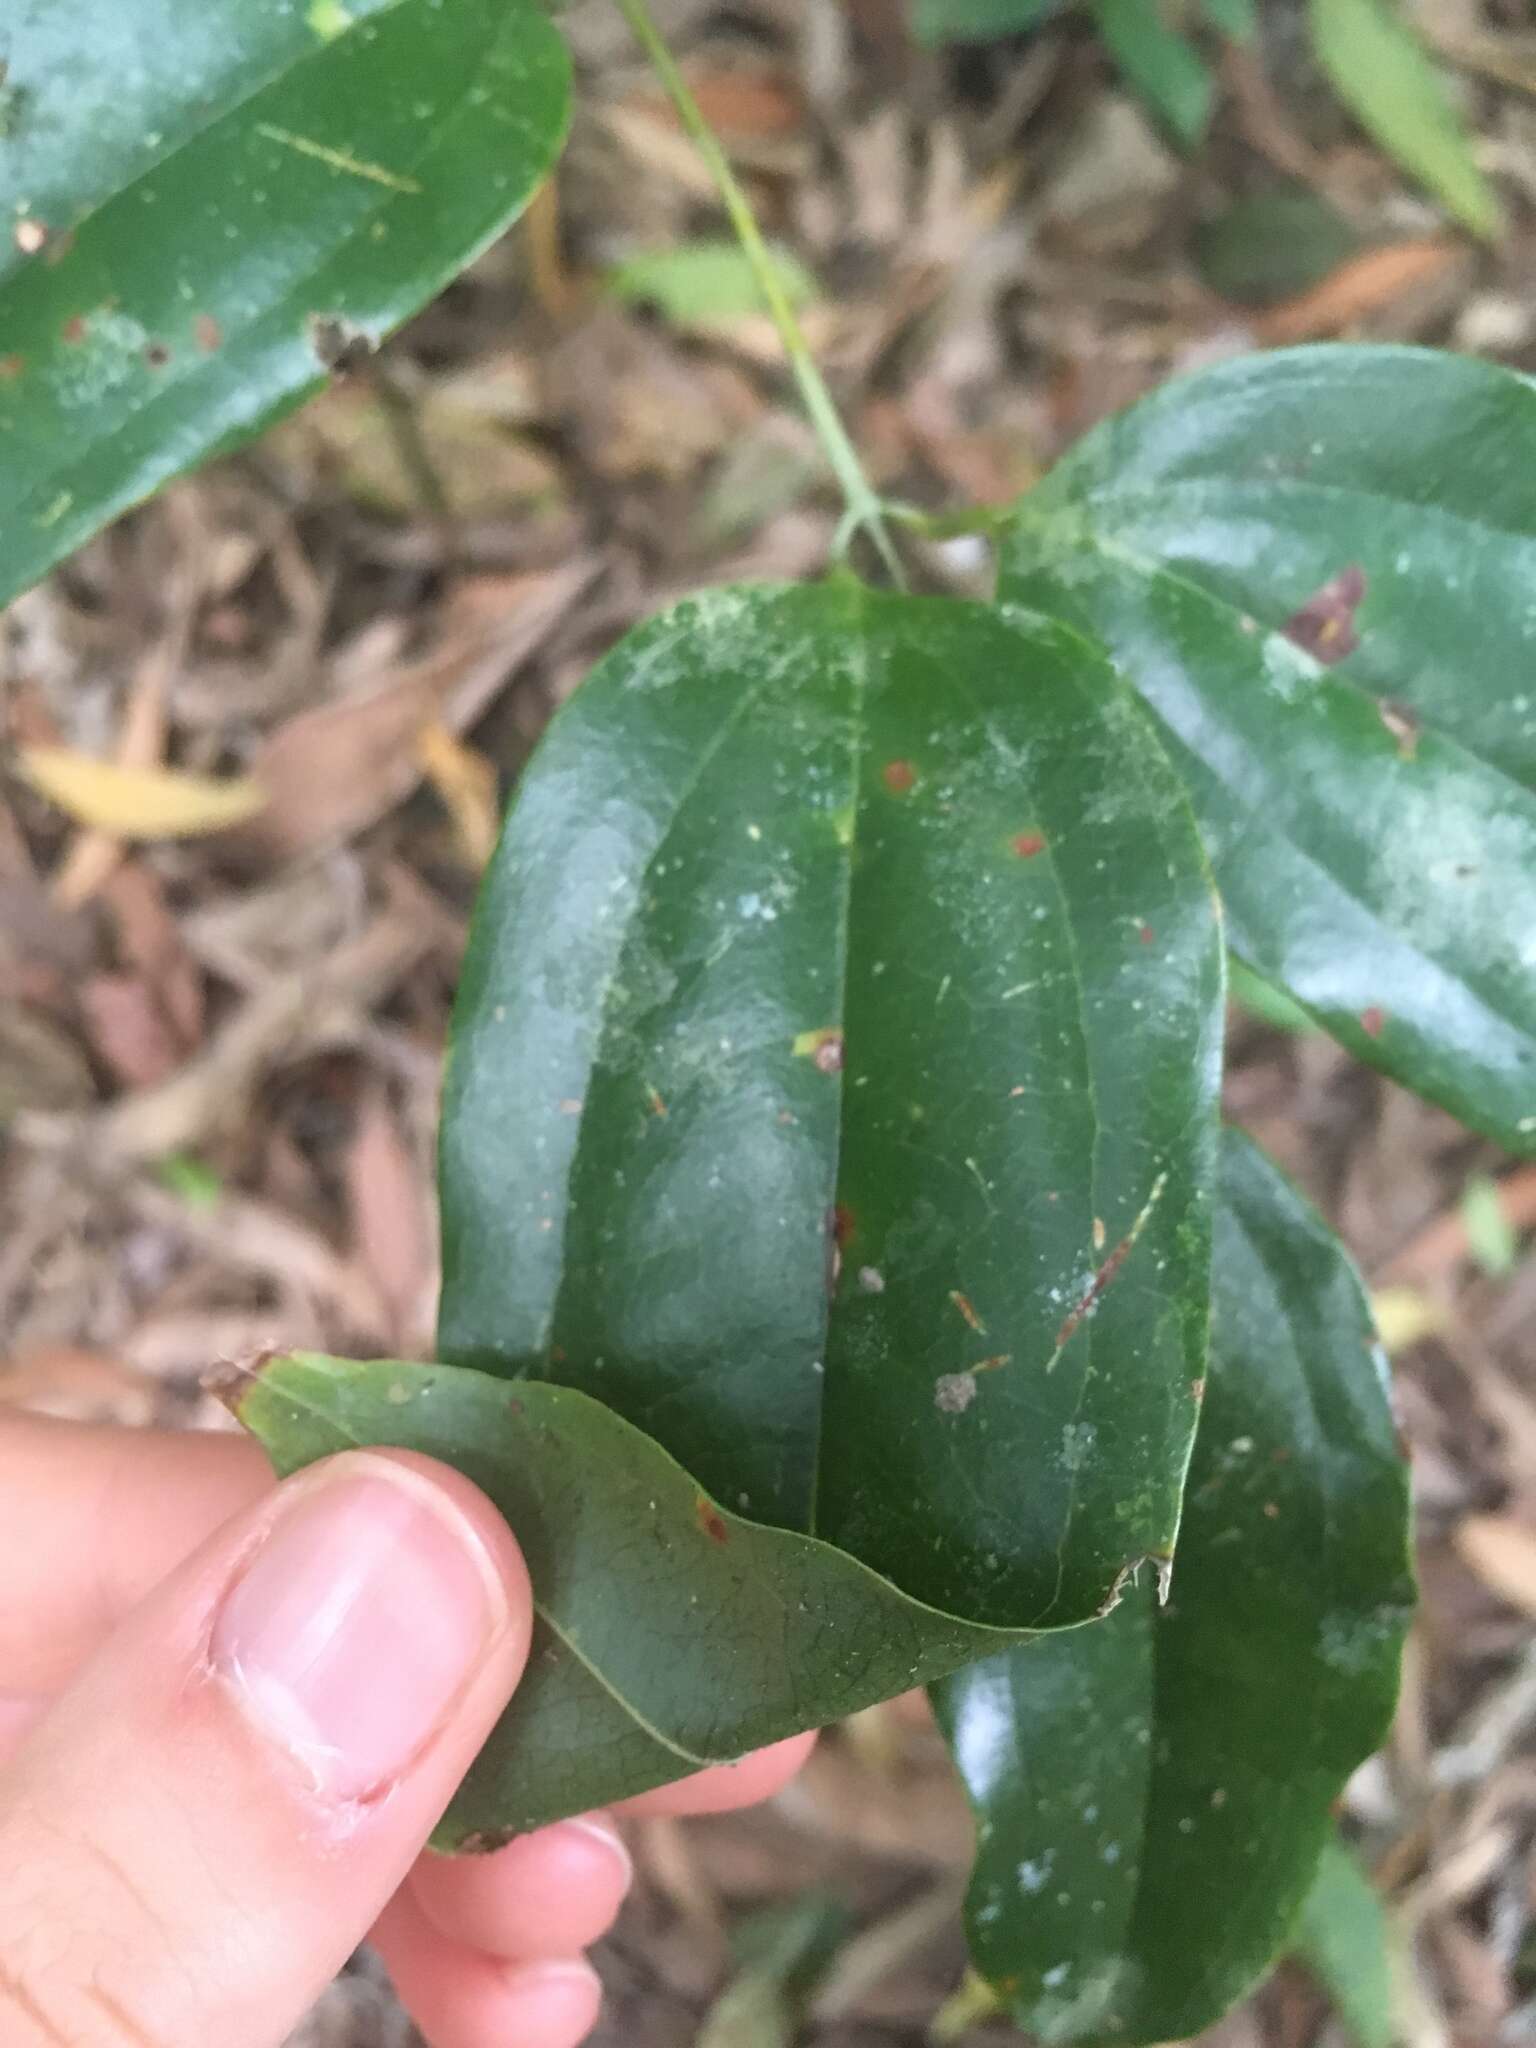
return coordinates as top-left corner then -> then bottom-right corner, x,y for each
0,1447 -> 531,2048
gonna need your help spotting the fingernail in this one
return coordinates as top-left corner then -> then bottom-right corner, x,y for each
501,1960 -> 603,2042
211,1453 -> 509,1802
561,1813 -> 633,1893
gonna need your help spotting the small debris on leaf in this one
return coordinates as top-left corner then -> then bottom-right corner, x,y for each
949,1289 -> 986,1335
1378,699 -> 1420,758
934,1371 -> 978,1415
1011,831 -> 1046,859
882,759 -> 916,795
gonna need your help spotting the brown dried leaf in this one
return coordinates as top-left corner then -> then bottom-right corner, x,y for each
233,563 -> 597,863
1254,239 -> 1460,346
80,973 -> 185,1089
345,1087 -> 435,1352
103,860 -> 204,1049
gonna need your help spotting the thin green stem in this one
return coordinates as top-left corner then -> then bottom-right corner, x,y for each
612,0 -> 903,587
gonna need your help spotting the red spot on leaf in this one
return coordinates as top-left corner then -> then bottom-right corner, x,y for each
61,314 -> 86,344
1138,923 -> 1155,945
882,760 -> 916,795
696,1497 -> 730,1545
1283,565 -> 1366,665
832,1204 -> 857,1249
0,355 -> 22,380
194,314 -> 224,352
813,1032 -> 844,1074
1011,831 -> 1046,859
1360,1006 -> 1386,1039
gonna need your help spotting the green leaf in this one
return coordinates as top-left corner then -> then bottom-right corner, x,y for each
934,1131 -> 1415,2046
1460,1173 -> 1517,1278
911,0 -> 1062,43
1193,189 -> 1360,308
231,1350 -> 1008,1840
1092,0 -> 1215,148
1199,0 -> 1258,43
697,1894 -> 851,2048
239,585 -> 1218,1832
998,345 -> 1536,1156
439,584 -> 1223,1624
608,240 -> 819,328
1293,1835 -> 1403,2048
1309,0 -> 1500,240
0,0 -> 571,612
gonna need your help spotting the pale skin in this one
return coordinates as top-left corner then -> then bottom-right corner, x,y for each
0,1412 -> 816,2048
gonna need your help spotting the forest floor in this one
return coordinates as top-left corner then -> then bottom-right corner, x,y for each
4,1 -> 1536,2042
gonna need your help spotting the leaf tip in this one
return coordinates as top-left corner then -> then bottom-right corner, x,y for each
203,1348 -> 281,1422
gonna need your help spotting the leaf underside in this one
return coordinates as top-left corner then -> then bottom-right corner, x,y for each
936,1131 -> 1414,2046
1000,344 -> 1536,1156
0,0 -> 571,611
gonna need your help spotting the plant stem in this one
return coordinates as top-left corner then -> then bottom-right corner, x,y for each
612,0 -> 903,586
885,499 -> 1018,541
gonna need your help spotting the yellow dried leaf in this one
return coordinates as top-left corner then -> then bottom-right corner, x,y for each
1456,1515 -> 1536,1620
1370,1286 -> 1442,1356
417,723 -> 500,869
16,748 -> 267,839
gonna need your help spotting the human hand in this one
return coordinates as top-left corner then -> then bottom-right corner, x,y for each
0,1411 -> 815,2048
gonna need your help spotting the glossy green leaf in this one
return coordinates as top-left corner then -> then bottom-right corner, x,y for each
911,0 -> 1061,43
1309,0 -> 1500,240
439,584 -> 1223,1626
935,1131 -> 1414,2045
1092,0 -> 1215,148
998,345 -> 1536,1156
1293,1835 -> 1404,2048
248,584 -> 1220,1831
0,0 -> 571,611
